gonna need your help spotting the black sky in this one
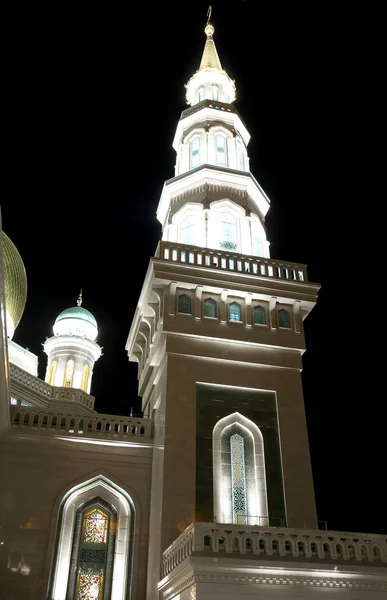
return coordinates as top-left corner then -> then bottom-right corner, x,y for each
2,2 -> 385,536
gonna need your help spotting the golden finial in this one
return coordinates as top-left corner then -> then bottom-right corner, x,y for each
205,6 -> 214,37
77,289 -> 83,307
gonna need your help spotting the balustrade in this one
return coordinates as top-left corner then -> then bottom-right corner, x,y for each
161,522 -> 387,577
158,241 -> 308,282
10,406 -> 152,440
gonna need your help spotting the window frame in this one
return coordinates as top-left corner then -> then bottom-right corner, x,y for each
277,307 -> 292,329
203,296 -> 218,320
177,293 -> 192,315
190,135 -> 200,169
215,134 -> 227,167
253,304 -> 267,327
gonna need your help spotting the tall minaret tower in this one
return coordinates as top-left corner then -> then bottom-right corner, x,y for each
44,291 -> 101,395
127,15 -> 320,598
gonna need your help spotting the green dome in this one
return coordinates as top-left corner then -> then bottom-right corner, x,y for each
55,306 -> 97,328
2,231 -> 27,334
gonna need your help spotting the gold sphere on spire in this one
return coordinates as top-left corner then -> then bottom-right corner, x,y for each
204,23 -> 215,37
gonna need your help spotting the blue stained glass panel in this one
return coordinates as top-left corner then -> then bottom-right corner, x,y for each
229,302 -> 241,322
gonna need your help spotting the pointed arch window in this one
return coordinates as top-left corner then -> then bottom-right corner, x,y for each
178,294 -> 191,314
278,308 -> 291,329
64,359 -> 75,388
216,134 -> 227,167
254,305 -> 266,325
48,360 -> 57,385
219,211 -> 237,251
204,298 -> 217,318
181,214 -> 196,244
190,136 -> 200,169
198,87 -> 204,102
229,302 -> 241,322
81,364 -> 89,392
212,85 -> 219,100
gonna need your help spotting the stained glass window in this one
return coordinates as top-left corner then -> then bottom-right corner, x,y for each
219,212 -> 237,251
64,359 -> 74,388
74,507 -> 109,600
83,508 -> 108,544
198,87 -> 204,102
231,434 -> 247,525
48,360 -> 57,385
181,214 -> 196,244
81,364 -> 89,392
190,137 -> 200,169
278,308 -> 291,329
178,294 -> 191,314
254,305 -> 266,325
204,298 -> 217,318
216,134 -> 227,167
229,302 -> 241,322
212,85 -> 219,100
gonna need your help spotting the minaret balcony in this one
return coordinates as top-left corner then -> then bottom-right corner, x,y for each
157,240 -> 308,283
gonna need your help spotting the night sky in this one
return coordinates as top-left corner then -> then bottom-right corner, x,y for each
2,2 -> 384,536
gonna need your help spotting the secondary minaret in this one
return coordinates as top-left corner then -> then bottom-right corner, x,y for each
127,15 -> 320,598
44,291 -> 101,394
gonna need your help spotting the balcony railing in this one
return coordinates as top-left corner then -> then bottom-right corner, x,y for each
10,407 -> 152,440
157,241 -> 308,283
161,522 -> 387,577
10,362 -> 51,398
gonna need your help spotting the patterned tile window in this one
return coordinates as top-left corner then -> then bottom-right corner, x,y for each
204,297 -> 217,318
229,302 -> 241,322
178,294 -> 191,314
278,308 -> 291,329
254,305 -> 266,325
230,434 -> 247,525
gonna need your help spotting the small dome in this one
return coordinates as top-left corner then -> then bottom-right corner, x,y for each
55,306 -> 97,328
2,231 -> 27,338
53,305 -> 98,341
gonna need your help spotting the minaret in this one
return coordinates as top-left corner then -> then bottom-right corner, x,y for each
44,291 -> 101,394
127,15 -> 320,598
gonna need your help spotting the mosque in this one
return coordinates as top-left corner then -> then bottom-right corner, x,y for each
0,14 -> 386,600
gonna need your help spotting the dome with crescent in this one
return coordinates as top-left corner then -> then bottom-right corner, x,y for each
2,231 -> 27,339
53,293 -> 98,341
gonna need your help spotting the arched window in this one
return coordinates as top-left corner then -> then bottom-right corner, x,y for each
178,294 -> 191,314
181,214 -> 196,244
219,211 -> 237,251
72,504 -> 113,600
81,364 -> 89,392
213,413 -> 268,526
254,305 -> 266,325
237,142 -> 245,170
230,434 -> 247,524
198,87 -> 204,102
278,309 -> 291,329
212,85 -> 218,100
48,476 -> 135,600
216,134 -> 227,167
204,298 -> 217,318
48,360 -> 57,385
190,137 -> 200,169
229,302 -> 241,322
64,359 -> 75,388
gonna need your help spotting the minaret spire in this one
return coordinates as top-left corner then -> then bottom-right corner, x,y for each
77,289 -> 83,307
199,8 -> 222,71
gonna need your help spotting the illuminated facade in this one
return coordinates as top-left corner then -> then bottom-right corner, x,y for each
0,14 -> 386,600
